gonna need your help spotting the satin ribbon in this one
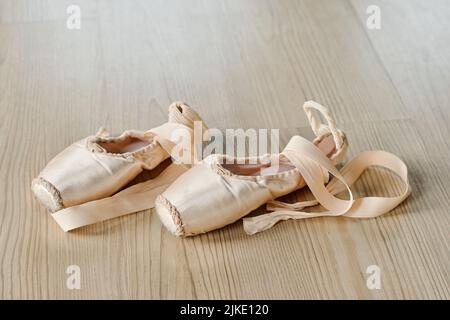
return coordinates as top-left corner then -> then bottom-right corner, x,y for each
243,136 -> 411,235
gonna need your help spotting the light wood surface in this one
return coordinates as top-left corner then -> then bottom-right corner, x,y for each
0,0 -> 449,299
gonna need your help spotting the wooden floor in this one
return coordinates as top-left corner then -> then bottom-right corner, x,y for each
1,0 -> 449,299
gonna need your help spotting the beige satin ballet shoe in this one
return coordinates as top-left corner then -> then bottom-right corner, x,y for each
32,101 -> 205,216
155,101 -> 411,236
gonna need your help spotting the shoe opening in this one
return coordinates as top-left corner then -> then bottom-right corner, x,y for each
97,136 -> 151,154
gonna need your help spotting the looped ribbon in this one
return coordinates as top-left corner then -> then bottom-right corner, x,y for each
303,100 -> 345,150
243,135 -> 411,235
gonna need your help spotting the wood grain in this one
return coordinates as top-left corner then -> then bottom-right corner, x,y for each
0,0 -> 448,299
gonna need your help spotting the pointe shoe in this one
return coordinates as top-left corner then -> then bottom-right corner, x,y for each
155,101 -> 410,236
32,101 -> 205,217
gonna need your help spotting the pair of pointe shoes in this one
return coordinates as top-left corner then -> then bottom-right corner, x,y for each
32,101 -> 411,236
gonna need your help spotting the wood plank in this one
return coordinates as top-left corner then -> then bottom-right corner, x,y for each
0,0 -> 448,299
